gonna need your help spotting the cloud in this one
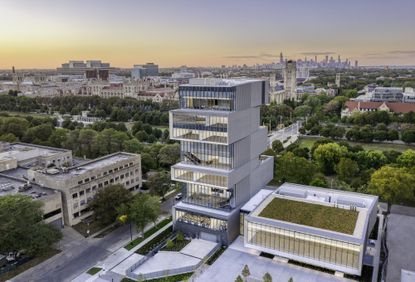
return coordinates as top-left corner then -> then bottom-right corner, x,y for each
364,50 -> 415,59
388,50 -> 415,56
299,51 -> 336,56
223,52 -> 278,60
223,55 -> 258,59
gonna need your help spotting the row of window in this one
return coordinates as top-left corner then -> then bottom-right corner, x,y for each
73,176 -> 139,200
246,221 -> 360,269
180,98 -> 234,111
76,162 -> 135,185
72,183 -> 141,218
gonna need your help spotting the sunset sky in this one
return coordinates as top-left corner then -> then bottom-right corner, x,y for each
1,0 -> 415,68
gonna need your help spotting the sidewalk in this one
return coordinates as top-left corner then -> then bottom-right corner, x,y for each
71,217 -> 172,282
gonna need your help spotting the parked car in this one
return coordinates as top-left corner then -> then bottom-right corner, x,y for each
175,193 -> 183,201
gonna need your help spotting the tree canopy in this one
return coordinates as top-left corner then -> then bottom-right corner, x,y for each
0,195 -> 62,255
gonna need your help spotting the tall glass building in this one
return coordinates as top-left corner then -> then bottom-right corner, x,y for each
170,78 -> 274,244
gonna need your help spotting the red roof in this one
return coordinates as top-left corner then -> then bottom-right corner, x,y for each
345,101 -> 415,114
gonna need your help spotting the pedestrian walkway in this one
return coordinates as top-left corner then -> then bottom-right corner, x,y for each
71,217 -> 172,282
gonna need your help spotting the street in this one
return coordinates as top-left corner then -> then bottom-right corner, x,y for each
267,120 -> 302,148
12,195 -> 177,282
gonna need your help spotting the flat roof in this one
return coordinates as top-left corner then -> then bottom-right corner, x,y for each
248,183 -> 377,240
0,142 -> 70,163
241,188 -> 274,212
258,197 -> 358,235
386,207 -> 415,282
38,152 -> 137,179
0,173 -> 56,198
183,78 -> 263,87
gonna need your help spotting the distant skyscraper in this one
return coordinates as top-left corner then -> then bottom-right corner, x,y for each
325,55 -> 329,64
355,60 -> 359,68
279,52 -> 284,64
335,73 -> 341,88
131,63 -> 159,79
315,55 -> 317,63
337,55 -> 341,63
284,60 -> 297,100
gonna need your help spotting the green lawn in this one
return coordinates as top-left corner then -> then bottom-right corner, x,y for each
124,217 -> 172,250
72,220 -> 108,238
0,249 -> 60,282
86,267 -> 102,275
259,197 -> 358,235
298,136 -> 415,152
0,111 -> 50,118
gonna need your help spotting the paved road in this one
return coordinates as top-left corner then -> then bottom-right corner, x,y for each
12,196 -> 177,282
267,121 -> 302,147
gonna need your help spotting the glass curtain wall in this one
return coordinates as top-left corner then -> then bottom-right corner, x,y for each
179,86 -> 236,111
246,221 -> 360,270
171,113 -> 228,144
175,209 -> 228,231
172,168 -> 228,187
182,183 -> 234,210
181,141 -> 234,169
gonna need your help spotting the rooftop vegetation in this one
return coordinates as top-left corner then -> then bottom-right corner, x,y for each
259,197 -> 358,234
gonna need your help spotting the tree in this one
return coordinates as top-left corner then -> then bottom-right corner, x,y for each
309,173 -> 328,187
48,128 -> 69,148
78,129 -> 98,158
147,171 -> 171,198
401,129 -> 415,143
397,149 -> 415,167
141,152 -> 157,173
235,275 -> 243,282
294,105 -> 312,118
335,158 -> 359,182
90,184 -> 132,225
158,144 -> 180,168
368,166 -> 415,207
275,152 -> 317,185
272,140 -> 284,153
263,272 -> 272,282
356,150 -> 387,170
127,193 -> 160,235
288,278 -> 294,282
0,195 -> 62,256
242,265 -> 250,278
313,143 -> 348,175
166,239 -> 175,250
0,133 -> 18,142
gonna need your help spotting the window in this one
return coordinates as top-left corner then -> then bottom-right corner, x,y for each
73,212 -> 79,218
79,190 -> 85,196
86,188 -> 91,193
72,193 -> 78,199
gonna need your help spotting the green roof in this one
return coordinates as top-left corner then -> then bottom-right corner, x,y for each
258,197 -> 359,235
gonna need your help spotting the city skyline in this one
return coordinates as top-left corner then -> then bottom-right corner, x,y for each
1,0 -> 415,68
